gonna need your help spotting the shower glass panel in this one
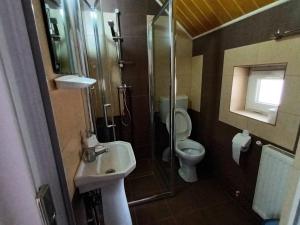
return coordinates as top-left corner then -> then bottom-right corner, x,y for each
148,0 -> 176,200
125,0 -> 176,206
152,12 -> 173,188
81,1 -> 116,141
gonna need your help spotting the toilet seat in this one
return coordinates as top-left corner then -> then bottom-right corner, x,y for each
166,108 -> 192,141
176,139 -> 205,160
182,148 -> 202,156
166,109 -> 205,158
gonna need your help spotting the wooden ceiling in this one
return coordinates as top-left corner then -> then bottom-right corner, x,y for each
172,0 -> 277,38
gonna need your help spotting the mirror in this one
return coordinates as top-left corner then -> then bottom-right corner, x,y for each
41,0 -> 73,74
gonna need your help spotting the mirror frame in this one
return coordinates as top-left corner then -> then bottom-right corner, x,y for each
40,0 -> 73,74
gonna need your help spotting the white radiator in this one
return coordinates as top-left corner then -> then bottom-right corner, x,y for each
253,144 -> 294,219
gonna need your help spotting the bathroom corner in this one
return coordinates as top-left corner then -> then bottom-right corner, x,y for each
31,0 -> 89,197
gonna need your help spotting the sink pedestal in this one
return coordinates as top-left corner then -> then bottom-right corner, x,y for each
101,178 -> 132,225
75,141 -> 136,225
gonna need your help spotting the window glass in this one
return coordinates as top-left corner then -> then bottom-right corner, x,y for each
257,79 -> 284,106
245,69 -> 285,114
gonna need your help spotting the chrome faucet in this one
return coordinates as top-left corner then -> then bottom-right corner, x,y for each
83,144 -> 108,162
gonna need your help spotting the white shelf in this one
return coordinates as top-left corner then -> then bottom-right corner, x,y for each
55,75 -> 96,89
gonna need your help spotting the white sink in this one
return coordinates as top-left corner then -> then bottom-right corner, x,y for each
75,141 -> 136,225
75,141 -> 136,192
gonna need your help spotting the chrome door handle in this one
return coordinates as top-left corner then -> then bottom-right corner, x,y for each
103,103 -> 116,128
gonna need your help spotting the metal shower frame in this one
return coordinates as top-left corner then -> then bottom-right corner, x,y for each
128,0 -> 177,206
81,0 -> 117,140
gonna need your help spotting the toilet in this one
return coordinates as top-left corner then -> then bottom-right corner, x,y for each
160,96 -> 205,183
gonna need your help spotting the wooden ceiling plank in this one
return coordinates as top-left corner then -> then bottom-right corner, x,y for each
216,0 -> 234,20
176,16 -> 198,37
218,0 -> 244,18
177,7 -> 204,33
176,7 -> 201,35
192,0 -> 221,26
202,0 -> 225,24
173,0 -> 277,38
236,0 -> 259,13
176,13 -> 205,34
251,0 -> 260,8
255,0 -> 275,7
190,0 -> 215,28
177,21 -> 198,37
232,0 -> 245,14
179,0 -> 209,30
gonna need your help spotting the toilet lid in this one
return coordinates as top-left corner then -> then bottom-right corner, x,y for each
166,108 -> 192,141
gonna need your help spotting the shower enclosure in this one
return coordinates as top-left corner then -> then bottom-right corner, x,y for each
79,0 -> 178,205
128,0 -> 177,204
80,0 -> 117,141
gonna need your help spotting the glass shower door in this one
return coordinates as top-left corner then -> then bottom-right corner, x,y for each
81,1 -> 116,142
152,12 -> 173,190
138,0 -> 177,203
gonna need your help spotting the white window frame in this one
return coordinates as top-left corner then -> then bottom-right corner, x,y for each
245,69 -> 285,115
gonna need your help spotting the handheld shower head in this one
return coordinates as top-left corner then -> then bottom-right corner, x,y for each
108,20 -> 114,27
108,20 -> 116,37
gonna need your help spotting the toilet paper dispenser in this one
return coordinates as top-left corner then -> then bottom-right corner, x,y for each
232,130 -> 251,165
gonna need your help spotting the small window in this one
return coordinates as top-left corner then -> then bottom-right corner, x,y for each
257,79 -> 283,105
245,69 -> 284,114
230,64 -> 286,125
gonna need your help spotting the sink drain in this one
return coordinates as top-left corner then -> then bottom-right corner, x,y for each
105,169 -> 116,174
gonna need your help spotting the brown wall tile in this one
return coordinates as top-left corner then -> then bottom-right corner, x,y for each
100,0 -> 160,159
192,0 -> 300,211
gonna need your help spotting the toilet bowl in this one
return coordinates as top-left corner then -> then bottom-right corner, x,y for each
166,108 -> 205,183
176,139 -> 205,182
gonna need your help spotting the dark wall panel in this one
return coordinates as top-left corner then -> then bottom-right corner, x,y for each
101,0 -> 160,159
192,0 -> 300,210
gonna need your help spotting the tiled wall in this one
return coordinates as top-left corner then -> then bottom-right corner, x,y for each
83,10 -> 122,118
176,25 -> 193,101
220,38 -> 300,150
102,12 -> 123,117
192,0 -> 300,211
229,67 -> 249,112
151,15 -> 202,112
151,15 -> 193,110
190,55 -> 203,112
152,15 -> 171,110
101,0 -> 161,159
32,0 -> 87,198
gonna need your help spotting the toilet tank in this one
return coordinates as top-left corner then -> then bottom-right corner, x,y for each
159,95 -> 188,123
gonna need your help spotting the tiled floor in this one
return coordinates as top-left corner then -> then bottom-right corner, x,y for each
125,159 -> 262,225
